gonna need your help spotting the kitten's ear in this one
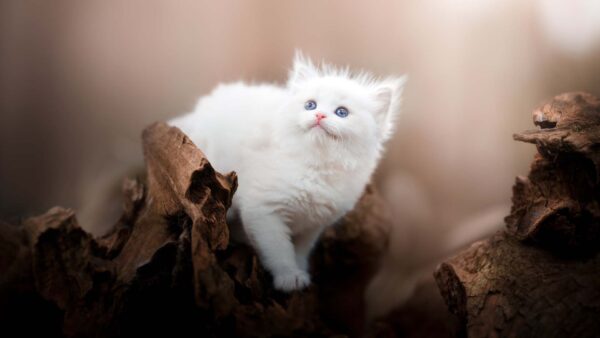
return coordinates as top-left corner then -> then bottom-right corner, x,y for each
288,50 -> 318,88
374,75 -> 408,142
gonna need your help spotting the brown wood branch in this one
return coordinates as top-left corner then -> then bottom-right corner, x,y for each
509,92 -> 600,255
0,122 -> 392,337
436,231 -> 600,337
435,92 -> 600,337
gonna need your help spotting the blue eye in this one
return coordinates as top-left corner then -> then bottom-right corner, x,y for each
304,100 -> 317,110
334,106 -> 349,118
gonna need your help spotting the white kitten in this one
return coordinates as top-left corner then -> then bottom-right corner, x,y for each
169,52 -> 406,291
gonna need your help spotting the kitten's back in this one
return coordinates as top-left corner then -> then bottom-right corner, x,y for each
170,82 -> 287,174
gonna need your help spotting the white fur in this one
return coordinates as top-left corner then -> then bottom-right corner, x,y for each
169,52 -> 406,291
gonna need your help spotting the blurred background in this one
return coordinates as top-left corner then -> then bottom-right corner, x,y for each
1,0 -> 600,315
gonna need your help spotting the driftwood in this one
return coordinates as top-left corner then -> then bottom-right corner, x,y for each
435,92 -> 600,337
0,122 -> 392,337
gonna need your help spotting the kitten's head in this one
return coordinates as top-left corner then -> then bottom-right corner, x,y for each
285,51 -> 406,157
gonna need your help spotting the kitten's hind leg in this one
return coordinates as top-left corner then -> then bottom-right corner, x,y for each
241,210 -> 310,292
293,227 -> 324,272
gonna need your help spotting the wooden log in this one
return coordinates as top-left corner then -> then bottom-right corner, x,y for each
0,122 -> 392,337
435,92 -> 600,337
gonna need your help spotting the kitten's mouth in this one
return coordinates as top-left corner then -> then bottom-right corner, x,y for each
310,124 -> 339,140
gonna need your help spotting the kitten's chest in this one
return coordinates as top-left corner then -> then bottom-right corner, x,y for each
281,168 -> 357,233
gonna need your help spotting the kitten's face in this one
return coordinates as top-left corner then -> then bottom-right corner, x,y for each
288,77 -> 381,146
285,52 -> 406,153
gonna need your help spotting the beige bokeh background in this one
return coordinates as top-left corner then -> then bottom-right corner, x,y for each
1,1 -> 599,240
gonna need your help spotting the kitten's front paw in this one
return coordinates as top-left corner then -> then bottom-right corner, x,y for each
273,269 -> 311,292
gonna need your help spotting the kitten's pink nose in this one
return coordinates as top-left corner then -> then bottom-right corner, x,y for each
315,112 -> 326,121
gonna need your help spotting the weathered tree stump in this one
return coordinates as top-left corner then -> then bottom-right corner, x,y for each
0,122 -> 392,337
435,92 -> 600,337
